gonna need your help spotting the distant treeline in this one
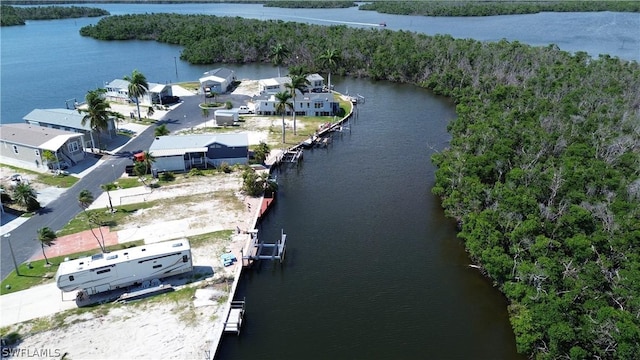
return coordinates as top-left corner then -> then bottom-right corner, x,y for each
79,13 -> 640,359
263,1 -> 355,8
4,0 -> 640,15
360,1 -> 640,16
0,5 -> 109,26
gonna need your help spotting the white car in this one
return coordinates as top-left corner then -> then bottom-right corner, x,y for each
238,106 -> 253,114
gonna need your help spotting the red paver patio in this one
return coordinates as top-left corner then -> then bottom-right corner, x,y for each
31,227 -> 119,261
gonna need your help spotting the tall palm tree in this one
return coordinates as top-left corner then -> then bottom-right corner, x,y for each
12,182 -> 39,211
101,182 -> 117,213
78,88 -> 113,151
142,151 -> 156,175
37,227 -> 57,265
78,189 -> 106,252
285,74 -> 309,135
274,91 -> 293,144
270,43 -> 290,77
123,69 -> 149,122
318,48 -> 341,93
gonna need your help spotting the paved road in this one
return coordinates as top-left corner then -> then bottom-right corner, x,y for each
0,93 -> 250,279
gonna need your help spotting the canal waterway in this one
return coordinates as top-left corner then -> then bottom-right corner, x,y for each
0,4 -> 637,359
216,77 -> 522,359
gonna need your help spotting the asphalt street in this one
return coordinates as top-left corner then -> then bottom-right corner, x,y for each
0,92 -> 250,279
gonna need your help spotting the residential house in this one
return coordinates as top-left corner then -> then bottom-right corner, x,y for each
0,123 -> 85,171
254,92 -> 339,117
258,77 -> 290,94
149,133 -> 248,173
199,68 -> 237,95
258,73 -> 325,95
23,108 -> 116,151
104,79 -> 173,106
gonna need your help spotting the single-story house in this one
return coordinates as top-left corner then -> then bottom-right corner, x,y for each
0,123 -> 85,171
104,79 -> 173,106
199,68 -> 237,95
23,108 -> 116,151
214,109 -> 239,126
254,92 -> 339,117
149,133 -> 249,173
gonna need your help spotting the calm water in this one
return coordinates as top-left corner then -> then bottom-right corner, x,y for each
216,77 -> 521,359
1,5 -> 637,359
1,4 -> 637,124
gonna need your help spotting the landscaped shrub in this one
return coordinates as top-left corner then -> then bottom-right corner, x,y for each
159,172 -> 175,181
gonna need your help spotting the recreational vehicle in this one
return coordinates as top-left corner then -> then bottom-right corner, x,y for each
55,239 -> 193,295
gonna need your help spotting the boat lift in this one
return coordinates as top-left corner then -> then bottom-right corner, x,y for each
241,229 -> 287,266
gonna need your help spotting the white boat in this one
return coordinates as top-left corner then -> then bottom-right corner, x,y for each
55,239 -> 193,295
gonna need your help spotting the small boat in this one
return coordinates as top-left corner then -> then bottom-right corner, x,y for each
379,22 -> 387,27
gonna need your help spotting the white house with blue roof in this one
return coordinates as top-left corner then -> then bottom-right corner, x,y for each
149,133 -> 249,173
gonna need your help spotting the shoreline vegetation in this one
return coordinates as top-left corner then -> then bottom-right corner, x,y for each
82,14 -> 640,358
3,8 -> 639,360
0,5 -> 109,26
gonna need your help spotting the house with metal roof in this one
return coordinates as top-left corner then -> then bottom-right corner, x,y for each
0,123 -> 85,172
104,79 -> 173,106
23,108 -> 116,151
149,133 -> 249,173
199,68 -> 237,95
254,92 -> 339,117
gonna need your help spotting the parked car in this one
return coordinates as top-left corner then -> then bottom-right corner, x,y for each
238,106 -> 254,114
161,95 -> 180,105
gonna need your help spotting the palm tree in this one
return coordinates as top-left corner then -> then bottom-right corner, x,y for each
274,91 -> 293,144
285,74 -> 309,135
78,189 -> 106,252
318,48 -> 341,93
78,88 -> 113,151
270,43 -> 290,77
12,182 -> 39,211
101,182 -> 117,213
288,65 -> 308,77
123,69 -> 149,122
142,151 -> 156,175
37,227 -> 57,265
154,124 -> 170,137
253,141 -> 271,164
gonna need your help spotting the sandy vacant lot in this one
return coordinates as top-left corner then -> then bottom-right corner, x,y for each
4,171 -> 262,360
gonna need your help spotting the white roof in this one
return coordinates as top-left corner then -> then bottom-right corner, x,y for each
57,239 -> 190,275
40,133 -> 82,151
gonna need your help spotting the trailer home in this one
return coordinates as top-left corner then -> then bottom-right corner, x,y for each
55,239 -> 193,295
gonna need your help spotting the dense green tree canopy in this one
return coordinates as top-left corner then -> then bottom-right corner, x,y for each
80,14 -> 640,359
359,1 -> 640,17
0,5 -> 109,26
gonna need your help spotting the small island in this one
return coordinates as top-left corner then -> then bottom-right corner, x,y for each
0,5 -> 109,26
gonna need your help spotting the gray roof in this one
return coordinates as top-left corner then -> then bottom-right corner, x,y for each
149,133 -> 248,156
23,108 -> 91,131
0,123 -> 83,150
203,68 -> 235,79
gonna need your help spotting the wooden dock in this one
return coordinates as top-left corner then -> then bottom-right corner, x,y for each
223,299 -> 246,335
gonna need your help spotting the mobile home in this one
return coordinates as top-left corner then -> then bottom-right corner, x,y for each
55,239 -> 193,295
